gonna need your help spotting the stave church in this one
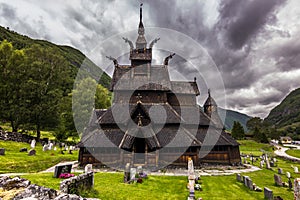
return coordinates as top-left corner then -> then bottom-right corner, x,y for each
78,5 -> 241,168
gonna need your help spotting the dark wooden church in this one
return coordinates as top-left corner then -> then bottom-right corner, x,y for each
78,5 -> 241,168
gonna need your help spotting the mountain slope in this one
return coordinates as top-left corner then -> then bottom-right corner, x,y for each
0,26 -> 111,88
264,88 -> 300,128
218,108 -> 252,131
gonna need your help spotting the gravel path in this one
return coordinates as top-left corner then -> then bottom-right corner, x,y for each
274,145 -> 300,162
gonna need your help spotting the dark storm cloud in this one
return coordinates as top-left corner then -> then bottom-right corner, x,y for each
0,0 -> 297,118
0,3 -> 16,20
218,0 -> 287,49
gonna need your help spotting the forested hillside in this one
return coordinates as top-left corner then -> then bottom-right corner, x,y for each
0,26 -> 111,140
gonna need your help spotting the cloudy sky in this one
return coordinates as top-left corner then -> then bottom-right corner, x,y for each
0,0 -> 300,118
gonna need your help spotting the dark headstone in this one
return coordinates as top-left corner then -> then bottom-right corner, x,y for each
243,176 -> 249,187
54,164 -> 72,178
28,149 -> 36,156
270,161 -> 275,167
20,148 -> 28,152
274,174 -> 282,186
278,168 -> 283,174
0,148 -> 5,155
247,178 -> 253,190
264,187 -> 273,200
236,173 -> 242,182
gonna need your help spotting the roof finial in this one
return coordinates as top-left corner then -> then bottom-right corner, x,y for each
140,3 -> 143,23
208,88 -> 211,97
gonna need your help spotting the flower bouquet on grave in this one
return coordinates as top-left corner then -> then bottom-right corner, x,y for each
59,173 -> 75,179
138,172 -> 148,179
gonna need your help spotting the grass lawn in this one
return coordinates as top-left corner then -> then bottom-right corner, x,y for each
286,149 -> 300,158
21,167 -> 297,200
0,140 -> 78,173
3,139 -> 300,199
238,140 -> 274,156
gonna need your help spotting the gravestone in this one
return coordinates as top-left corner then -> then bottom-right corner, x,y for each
0,148 -> 5,155
243,176 -> 249,187
270,161 -> 275,167
30,139 -> 36,149
187,158 -> 196,200
137,166 -> 143,174
295,167 -> 299,173
43,144 -> 48,151
236,174 -> 242,182
28,149 -> 36,156
54,164 -> 72,178
130,168 -> 137,180
124,163 -> 130,183
84,164 -> 93,173
260,160 -> 264,168
48,142 -> 53,150
278,168 -> 283,174
19,148 -> 27,152
274,174 -> 282,186
286,172 -> 291,178
247,178 -> 253,190
294,178 -> 300,200
264,187 -> 273,200
265,154 -> 271,169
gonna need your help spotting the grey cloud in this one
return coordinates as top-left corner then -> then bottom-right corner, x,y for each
218,0 -> 287,49
0,3 -> 16,20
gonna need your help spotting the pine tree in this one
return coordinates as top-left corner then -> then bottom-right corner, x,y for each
231,121 -> 245,140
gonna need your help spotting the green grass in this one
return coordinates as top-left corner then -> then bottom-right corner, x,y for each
4,139 -> 300,199
238,140 -> 274,156
0,140 -> 78,173
286,149 -> 300,158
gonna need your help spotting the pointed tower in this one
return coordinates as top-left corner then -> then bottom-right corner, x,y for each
204,89 -> 223,128
204,89 -> 217,116
129,3 -> 152,69
136,3 -> 147,50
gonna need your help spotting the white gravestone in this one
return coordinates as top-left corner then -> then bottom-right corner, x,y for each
30,139 -> 36,149
48,143 -> 53,150
85,164 -> 93,173
295,167 -> 299,173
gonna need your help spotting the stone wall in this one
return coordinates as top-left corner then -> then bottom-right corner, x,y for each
0,176 -> 86,200
60,172 -> 94,194
0,129 -> 48,144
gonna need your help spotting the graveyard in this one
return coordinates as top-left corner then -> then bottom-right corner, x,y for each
1,138 -> 300,199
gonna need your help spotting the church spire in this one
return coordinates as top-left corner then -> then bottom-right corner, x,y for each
136,3 -> 147,49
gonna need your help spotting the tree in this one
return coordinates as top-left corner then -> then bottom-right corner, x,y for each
72,77 -> 111,135
95,84 -> 111,109
231,121 -> 245,140
22,45 -> 70,139
0,40 -> 26,131
246,117 -> 263,131
253,127 -> 269,143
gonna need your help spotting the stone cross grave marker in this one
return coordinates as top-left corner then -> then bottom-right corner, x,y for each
274,174 -> 282,186
124,163 -> 130,183
264,187 -> 273,200
187,158 -> 195,200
